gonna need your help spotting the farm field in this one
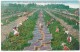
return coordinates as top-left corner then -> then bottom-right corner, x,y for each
43,10 -> 79,50
48,10 -> 79,30
1,1 -> 79,51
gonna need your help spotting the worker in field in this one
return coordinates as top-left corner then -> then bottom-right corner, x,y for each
13,27 -> 19,36
39,22 -> 43,30
47,18 -> 54,26
17,22 -> 22,27
55,26 -> 59,32
61,42 -> 70,50
64,30 -> 69,35
47,21 -> 50,27
67,35 -> 72,43
64,28 -> 69,35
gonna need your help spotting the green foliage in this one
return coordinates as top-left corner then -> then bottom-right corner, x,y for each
43,11 -> 79,50
2,15 -> 18,25
44,4 -> 69,9
51,12 -> 79,30
1,3 -> 37,25
67,8 -> 79,20
1,3 -> 37,17
1,11 -> 39,50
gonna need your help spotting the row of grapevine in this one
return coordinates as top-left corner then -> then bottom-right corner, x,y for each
49,9 -> 79,20
1,10 -> 39,50
1,15 -> 19,25
43,10 -> 79,50
50,11 -> 79,30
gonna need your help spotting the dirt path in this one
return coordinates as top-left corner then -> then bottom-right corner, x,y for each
24,11 -> 52,50
51,10 -> 78,22
45,10 -> 79,40
1,12 -> 24,20
50,10 -> 78,21
1,10 -> 38,42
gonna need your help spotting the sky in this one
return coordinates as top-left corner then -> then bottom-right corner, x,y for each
1,0 -> 79,1
1,0 -> 79,8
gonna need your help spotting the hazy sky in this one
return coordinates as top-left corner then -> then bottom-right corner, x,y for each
1,0 -> 79,8
1,0 -> 79,1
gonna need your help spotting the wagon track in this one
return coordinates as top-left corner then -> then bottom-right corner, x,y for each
24,11 -> 52,50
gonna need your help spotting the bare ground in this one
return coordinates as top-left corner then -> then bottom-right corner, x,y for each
24,11 -> 52,50
1,10 -> 37,42
45,10 -> 79,40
